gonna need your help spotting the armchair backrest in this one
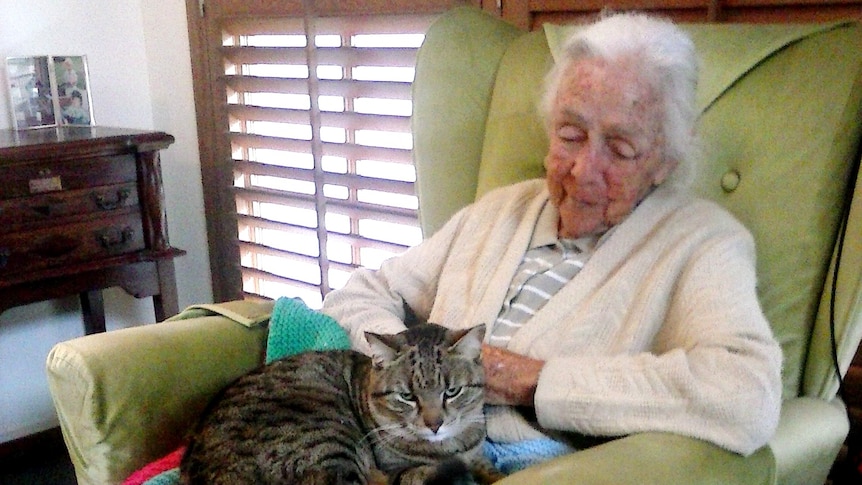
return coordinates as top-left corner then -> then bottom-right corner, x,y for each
412,6 -> 862,400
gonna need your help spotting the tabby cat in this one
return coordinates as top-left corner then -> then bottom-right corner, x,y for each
179,322 -> 503,485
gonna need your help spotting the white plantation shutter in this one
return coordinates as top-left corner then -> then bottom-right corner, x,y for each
221,14 -> 432,307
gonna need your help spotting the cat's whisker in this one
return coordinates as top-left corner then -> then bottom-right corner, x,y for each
358,423 -> 403,447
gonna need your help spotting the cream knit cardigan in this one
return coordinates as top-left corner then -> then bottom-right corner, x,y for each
322,179 -> 783,456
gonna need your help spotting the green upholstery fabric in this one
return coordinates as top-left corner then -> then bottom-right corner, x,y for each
496,432 -> 777,485
474,30 -> 550,197
690,24 -> 862,400
165,299 -> 273,327
46,302 -> 272,485
412,6 -> 862,485
809,168 -> 862,399
412,7 -> 521,235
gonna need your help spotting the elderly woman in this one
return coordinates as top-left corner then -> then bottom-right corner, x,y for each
322,12 -> 782,468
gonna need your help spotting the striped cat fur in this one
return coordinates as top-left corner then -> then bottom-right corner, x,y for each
179,322 -> 503,485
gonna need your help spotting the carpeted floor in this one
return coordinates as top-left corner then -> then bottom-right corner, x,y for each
0,429 -> 76,485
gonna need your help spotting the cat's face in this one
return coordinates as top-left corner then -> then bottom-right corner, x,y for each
364,324 -> 486,444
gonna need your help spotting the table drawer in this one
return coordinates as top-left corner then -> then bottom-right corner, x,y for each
0,214 -> 145,275
0,182 -> 139,229
0,155 -> 138,200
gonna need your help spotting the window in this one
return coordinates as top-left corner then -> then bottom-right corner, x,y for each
188,1 -> 473,306
197,8 -> 442,307
222,15 -> 431,307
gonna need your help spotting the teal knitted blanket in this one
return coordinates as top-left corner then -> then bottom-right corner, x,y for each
265,297 -> 352,363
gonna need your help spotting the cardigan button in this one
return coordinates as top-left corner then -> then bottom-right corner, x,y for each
721,169 -> 741,193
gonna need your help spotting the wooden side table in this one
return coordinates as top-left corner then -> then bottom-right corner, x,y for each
0,126 -> 185,334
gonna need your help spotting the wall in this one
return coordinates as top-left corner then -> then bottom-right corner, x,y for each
0,0 -> 212,443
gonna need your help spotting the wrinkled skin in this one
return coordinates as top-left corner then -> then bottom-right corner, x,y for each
544,56 -> 676,239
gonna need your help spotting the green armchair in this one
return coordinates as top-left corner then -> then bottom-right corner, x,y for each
47,7 -> 862,485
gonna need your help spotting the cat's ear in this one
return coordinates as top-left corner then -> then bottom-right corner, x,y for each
365,332 -> 402,367
448,324 -> 485,361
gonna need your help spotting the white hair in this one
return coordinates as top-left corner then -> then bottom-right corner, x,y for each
541,12 -> 701,187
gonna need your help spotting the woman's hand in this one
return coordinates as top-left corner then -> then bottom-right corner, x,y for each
481,344 -> 545,406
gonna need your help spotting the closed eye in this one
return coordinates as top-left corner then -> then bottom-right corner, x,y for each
557,124 -> 586,143
609,138 -> 637,160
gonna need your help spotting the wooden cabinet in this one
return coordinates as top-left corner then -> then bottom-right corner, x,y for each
0,126 -> 185,333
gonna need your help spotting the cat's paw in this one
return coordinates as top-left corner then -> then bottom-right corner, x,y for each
391,462 -> 470,485
367,467 -> 389,485
470,457 -> 507,484
424,458 -> 476,485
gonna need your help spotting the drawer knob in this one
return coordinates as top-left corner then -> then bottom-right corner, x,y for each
98,226 -> 135,249
92,188 -> 131,211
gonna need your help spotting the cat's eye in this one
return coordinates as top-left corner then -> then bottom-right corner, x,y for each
443,386 -> 463,399
396,391 -> 415,403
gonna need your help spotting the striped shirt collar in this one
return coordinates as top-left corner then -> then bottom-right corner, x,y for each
531,201 -> 613,253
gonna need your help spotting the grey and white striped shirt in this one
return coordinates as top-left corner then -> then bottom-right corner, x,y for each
489,203 -> 608,347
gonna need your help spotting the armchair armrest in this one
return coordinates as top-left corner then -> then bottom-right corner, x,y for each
494,397 -> 849,485
769,397 -> 849,485
494,433 -> 775,485
46,307 -> 269,485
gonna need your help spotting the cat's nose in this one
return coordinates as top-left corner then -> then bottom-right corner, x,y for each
425,417 -> 443,433
421,409 -> 444,433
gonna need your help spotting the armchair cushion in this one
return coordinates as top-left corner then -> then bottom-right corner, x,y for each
493,396 -> 848,485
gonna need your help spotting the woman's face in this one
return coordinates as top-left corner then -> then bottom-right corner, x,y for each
545,57 -> 676,239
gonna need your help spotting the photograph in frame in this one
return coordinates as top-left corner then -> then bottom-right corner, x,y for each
5,56 -> 57,129
52,55 -> 94,126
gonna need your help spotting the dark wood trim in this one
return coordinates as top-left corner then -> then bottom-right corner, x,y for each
213,0 -> 478,17
502,0 -> 531,29
506,0 -> 862,29
186,0 -> 244,302
80,289 -> 106,334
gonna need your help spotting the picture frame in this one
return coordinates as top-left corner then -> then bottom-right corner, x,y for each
5,56 -> 57,129
51,55 -> 94,127
4,54 -> 94,130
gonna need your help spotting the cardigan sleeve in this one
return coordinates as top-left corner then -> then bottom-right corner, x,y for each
321,206 -> 468,354
533,229 -> 783,456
